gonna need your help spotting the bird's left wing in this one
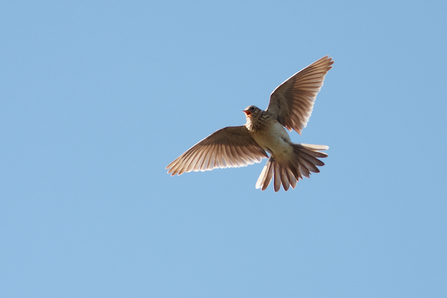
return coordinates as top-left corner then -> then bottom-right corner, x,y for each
166,126 -> 268,175
266,56 -> 334,134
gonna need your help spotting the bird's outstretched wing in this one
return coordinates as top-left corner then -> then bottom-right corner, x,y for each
266,56 -> 334,134
166,126 -> 268,175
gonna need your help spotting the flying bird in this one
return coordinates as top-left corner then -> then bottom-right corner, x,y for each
166,56 -> 333,192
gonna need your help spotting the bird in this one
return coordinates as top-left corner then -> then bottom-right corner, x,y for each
166,56 -> 333,192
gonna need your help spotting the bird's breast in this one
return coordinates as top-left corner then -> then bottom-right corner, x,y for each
250,121 -> 293,162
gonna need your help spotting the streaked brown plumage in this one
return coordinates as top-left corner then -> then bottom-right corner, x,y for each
166,56 -> 333,191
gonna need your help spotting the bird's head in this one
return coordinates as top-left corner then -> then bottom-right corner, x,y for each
243,105 -> 263,129
243,105 -> 261,118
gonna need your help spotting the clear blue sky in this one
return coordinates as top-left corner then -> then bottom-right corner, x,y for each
1,1 -> 446,297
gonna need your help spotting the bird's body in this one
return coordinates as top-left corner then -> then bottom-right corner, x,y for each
166,56 -> 334,192
245,108 -> 292,163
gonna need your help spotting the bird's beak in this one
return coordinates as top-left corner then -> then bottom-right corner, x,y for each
243,110 -> 251,116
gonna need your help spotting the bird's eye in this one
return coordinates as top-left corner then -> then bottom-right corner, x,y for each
250,107 -> 254,111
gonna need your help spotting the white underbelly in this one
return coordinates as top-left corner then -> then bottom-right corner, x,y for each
251,122 -> 293,162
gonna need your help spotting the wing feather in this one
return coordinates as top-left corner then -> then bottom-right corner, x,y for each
166,126 -> 268,175
267,56 -> 334,134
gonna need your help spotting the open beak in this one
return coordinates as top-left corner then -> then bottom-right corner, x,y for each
243,110 -> 251,117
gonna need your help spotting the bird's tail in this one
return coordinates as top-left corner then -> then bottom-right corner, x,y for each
255,144 -> 328,192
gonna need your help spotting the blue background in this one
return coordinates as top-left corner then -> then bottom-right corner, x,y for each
1,1 -> 446,297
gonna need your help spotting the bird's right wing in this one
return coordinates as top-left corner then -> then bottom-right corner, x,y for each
166,126 -> 268,175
